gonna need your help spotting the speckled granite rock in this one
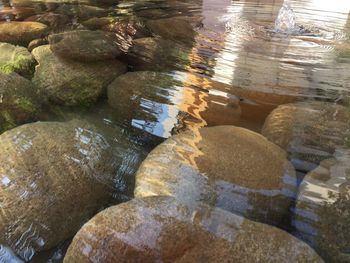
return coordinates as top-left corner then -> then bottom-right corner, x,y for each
135,126 -> 297,225
64,197 -> 323,263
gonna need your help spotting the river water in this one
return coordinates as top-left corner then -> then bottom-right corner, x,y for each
0,0 -> 349,262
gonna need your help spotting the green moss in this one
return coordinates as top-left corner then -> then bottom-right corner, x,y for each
15,97 -> 36,113
1,111 -> 16,132
0,54 -> 35,76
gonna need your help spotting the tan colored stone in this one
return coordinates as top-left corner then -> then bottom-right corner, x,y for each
0,120 -> 116,261
262,102 -> 350,171
64,197 -> 323,263
0,21 -> 48,46
135,126 -> 297,225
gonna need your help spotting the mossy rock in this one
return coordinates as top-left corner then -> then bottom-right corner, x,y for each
0,72 -> 40,133
32,45 -> 126,107
0,42 -> 36,76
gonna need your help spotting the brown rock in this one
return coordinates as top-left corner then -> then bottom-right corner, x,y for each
0,120 -> 116,261
135,126 -> 297,225
64,197 -> 323,263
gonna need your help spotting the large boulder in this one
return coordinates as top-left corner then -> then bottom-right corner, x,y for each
0,42 -> 35,76
32,45 -> 126,106
0,72 -> 40,133
293,150 -> 350,262
0,21 -> 48,46
135,126 -> 297,225
0,120 -> 117,261
64,197 -> 323,263
107,71 -> 241,138
262,102 -> 350,172
48,30 -> 123,62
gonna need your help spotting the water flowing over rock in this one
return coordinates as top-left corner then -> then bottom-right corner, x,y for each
262,102 -> 350,172
0,120 -> 117,261
32,45 -> 126,107
64,197 -> 323,263
0,72 -> 40,133
274,3 -> 297,34
0,21 -> 48,46
293,150 -> 350,262
0,42 -> 35,76
135,126 -> 297,225
107,71 -> 241,138
123,37 -> 191,71
49,30 -> 123,62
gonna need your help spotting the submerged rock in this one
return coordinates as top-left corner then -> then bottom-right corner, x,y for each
123,37 -> 191,71
55,4 -> 109,20
0,21 -> 48,46
293,151 -> 350,262
48,30 -> 123,62
64,197 -> 322,263
0,42 -> 35,76
135,126 -> 297,225
0,72 -> 40,133
107,71 -> 241,138
262,102 -> 350,171
25,12 -> 71,32
146,17 -> 197,45
32,45 -> 126,107
0,120 -> 116,261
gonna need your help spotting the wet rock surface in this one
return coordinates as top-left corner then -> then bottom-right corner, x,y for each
0,21 -> 48,46
0,72 -> 40,133
32,45 -> 126,106
107,71 -> 241,138
0,42 -> 35,76
262,101 -> 350,172
293,151 -> 350,263
0,120 -> 117,261
64,197 -> 323,263
135,125 -> 297,225
49,30 -> 123,62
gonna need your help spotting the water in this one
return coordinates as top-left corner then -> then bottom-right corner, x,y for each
0,0 -> 349,262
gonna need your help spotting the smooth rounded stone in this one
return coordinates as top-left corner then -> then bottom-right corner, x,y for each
0,72 -> 40,133
135,126 -> 297,225
25,12 -> 71,32
146,17 -> 197,45
293,150 -> 350,262
262,102 -> 350,172
32,45 -> 127,107
27,38 -> 48,52
0,42 -> 35,76
55,4 -> 109,20
124,37 -> 191,71
82,16 -> 150,40
107,71 -> 241,138
0,21 -> 48,46
0,6 -> 36,20
0,119 -> 117,261
64,197 -> 323,263
48,30 -> 123,62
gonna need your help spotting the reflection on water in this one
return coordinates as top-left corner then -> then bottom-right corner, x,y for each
0,0 -> 349,261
